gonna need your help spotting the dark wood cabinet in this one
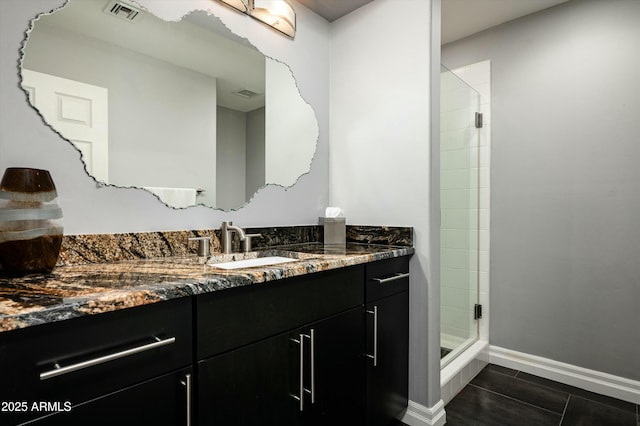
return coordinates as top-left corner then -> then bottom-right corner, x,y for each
198,331 -> 299,425
25,367 -> 193,426
196,258 -> 409,426
299,307 -> 365,425
196,266 -> 366,425
365,257 -> 410,426
198,308 -> 364,426
196,266 -> 364,359
0,298 -> 192,426
1,255 -> 410,426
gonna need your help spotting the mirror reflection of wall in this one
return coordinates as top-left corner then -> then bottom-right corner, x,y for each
216,105 -> 264,210
20,0 -> 318,210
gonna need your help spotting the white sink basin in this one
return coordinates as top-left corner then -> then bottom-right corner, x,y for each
209,256 -> 298,270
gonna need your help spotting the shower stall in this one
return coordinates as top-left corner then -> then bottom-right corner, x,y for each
439,62 -> 491,402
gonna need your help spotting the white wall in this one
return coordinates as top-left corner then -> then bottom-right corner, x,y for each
443,0 -> 640,381
331,0 -> 439,410
264,58 -> 318,187
0,0 -> 330,233
23,23 -> 218,206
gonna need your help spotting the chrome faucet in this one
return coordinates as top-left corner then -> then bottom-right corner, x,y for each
220,221 -> 262,254
221,221 -> 246,254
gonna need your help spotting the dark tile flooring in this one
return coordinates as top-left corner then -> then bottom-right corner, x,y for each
444,364 -> 640,425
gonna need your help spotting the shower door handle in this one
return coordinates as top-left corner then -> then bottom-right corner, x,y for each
366,306 -> 378,367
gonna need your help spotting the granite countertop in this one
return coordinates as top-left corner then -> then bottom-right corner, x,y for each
0,243 -> 413,333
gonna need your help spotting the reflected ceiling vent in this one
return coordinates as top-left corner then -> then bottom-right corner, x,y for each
103,1 -> 144,23
233,89 -> 260,99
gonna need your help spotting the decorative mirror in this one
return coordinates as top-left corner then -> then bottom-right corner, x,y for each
20,0 -> 318,210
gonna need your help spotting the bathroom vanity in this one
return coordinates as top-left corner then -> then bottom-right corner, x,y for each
0,243 -> 411,426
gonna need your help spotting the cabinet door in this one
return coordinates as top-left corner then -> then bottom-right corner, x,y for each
24,368 -> 193,426
197,307 -> 365,426
0,297 -> 192,416
366,291 -> 409,426
197,332 -> 301,426
301,307 -> 365,426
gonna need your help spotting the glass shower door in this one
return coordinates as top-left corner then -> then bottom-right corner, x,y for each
440,65 -> 480,368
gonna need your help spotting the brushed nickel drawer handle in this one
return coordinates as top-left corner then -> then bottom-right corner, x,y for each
181,373 -> 192,426
40,336 -> 176,381
291,332 -> 314,411
308,329 -> 315,404
291,334 -> 305,411
366,307 -> 378,367
372,272 -> 410,284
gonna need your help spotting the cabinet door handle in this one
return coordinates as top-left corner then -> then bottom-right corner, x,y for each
366,307 -> 378,367
180,373 -> 192,426
39,336 -> 176,380
291,331 -> 315,410
307,329 -> 315,404
372,272 -> 410,284
291,334 -> 305,411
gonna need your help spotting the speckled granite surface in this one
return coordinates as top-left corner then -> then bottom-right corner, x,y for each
56,226 -> 323,266
54,225 -> 411,266
0,243 -> 413,333
346,225 -> 412,246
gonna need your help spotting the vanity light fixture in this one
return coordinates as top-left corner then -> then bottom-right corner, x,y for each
214,0 -> 296,38
217,0 -> 250,13
250,0 -> 296,38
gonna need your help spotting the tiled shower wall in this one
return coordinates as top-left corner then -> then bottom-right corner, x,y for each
441,60 -> 491,349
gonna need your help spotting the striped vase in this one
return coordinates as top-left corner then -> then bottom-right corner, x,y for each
0,168 -> 63,276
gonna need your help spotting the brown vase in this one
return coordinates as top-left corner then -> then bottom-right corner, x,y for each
0,168 -> 63,275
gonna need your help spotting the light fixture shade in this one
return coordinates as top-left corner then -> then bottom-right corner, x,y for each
217,0 -> 249,13
250,0 -> 296,38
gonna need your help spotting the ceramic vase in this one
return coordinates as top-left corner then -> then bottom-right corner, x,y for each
0,168 -> 63,275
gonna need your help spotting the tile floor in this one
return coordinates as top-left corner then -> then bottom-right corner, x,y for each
444,364 -> 639,425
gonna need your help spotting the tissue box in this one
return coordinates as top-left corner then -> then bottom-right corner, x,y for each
320,217 -> 346,245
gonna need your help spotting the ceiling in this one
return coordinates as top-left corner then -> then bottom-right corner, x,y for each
294,0 -> 571,42
441,0 -> 571,44
294,0 -> 373,22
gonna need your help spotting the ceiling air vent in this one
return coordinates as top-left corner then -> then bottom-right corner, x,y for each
234,89 -> 260,99
103,1 -> 143,23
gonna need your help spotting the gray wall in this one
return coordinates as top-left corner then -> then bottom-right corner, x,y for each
246,107 -> 265,200
442,0 -> 640,380
216,106 -> 246,210
0,0 -> 330,233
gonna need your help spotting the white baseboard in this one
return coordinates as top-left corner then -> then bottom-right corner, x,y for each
441,340 -> 489,385
489,345 -> 640,405
400,400 -> 446,426
440,340 -> 489,404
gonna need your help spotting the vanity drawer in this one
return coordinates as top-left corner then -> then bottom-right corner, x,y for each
0,297 -> 192,422
366,257 -> 410,302
197,265 -> 364,359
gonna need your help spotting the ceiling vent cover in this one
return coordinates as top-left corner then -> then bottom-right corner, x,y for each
234,89 -> 260,99
103,1 -> 143,23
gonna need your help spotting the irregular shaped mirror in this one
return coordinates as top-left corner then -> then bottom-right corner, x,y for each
21,0 -> 318,209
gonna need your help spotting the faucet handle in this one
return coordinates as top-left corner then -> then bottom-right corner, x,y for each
243,233 -> 262,253
188,236 -> 211,257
